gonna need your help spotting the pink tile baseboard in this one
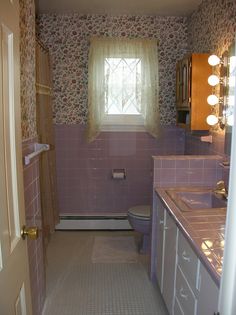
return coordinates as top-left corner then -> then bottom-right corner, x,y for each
55,125 -> 185,215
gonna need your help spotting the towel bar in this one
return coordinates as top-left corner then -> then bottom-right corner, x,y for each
24,143 -> 50,165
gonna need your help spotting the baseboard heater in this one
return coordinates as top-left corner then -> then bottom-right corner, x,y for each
56,215 -> 132,230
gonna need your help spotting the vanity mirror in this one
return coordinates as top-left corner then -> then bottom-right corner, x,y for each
224,40 -> 236,156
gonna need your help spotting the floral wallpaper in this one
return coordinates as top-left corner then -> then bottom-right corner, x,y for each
36,14 -> 188,125
20,0 -> 37,140
21,0 -> 236,133
188,0 -> 236,56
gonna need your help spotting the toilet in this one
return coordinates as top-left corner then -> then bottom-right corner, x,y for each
127,205 -> 151,254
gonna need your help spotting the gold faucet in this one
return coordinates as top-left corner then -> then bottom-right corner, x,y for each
214,180 -> 228,200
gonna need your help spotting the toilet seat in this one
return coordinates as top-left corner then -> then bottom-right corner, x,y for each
127,205 -> 151,221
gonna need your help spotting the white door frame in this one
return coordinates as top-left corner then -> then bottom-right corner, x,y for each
219,37 -> 236,315
0,0 -> 33,314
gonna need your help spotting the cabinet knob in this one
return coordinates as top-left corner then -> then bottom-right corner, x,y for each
182,250 -> 191,262
180,287 -> 188,300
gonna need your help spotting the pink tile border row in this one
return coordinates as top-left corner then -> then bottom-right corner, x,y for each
153,155 -> 224,188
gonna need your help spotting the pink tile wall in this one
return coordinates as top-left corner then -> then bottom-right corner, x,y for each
184,131 -> 230,189
55,125 -> 185,215
153,155 -> 224,188
185,131 -> 226,156
22,138 -> 45,315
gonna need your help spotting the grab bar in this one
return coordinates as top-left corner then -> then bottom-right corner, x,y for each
24,143 -> 50,165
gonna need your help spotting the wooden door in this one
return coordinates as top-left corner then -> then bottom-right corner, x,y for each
0,0 -> 32,314
36,40 -> 59,247
190,54 -> 211,130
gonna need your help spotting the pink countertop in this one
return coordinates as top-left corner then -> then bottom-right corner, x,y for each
155,187 -> 226,287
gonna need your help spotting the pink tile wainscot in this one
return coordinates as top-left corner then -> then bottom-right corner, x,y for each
55,125 -> 185,215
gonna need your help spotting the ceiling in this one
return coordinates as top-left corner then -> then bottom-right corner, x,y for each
36,0 -> 202,16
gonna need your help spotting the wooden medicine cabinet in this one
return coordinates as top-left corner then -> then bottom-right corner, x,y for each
176,53 -> 212,130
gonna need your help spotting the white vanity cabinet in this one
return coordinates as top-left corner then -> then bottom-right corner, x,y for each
175,230 -> 219,315
155,195 -> 178,314
156,196 -> 165,290
162,211 -> 178,314
175,230 -> 199,314
196,263 -> 219,315
153,193 -> 219,315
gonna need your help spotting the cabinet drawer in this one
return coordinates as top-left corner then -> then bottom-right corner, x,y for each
174,298 -> 184,315
175,266 -> 197,315
178,231 -> 199,290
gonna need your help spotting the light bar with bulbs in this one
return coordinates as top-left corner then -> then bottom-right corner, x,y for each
206,54 -> 226,128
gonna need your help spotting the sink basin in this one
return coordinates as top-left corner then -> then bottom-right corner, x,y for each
167,189 -> 227,211
175,191 -> 227,209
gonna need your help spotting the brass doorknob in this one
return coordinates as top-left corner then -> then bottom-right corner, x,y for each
21,226 -> 39,240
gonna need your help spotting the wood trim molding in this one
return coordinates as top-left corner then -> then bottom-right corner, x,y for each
36,37 -> 49,53
36,83 -> 52,96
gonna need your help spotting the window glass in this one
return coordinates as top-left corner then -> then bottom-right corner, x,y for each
104,57 -> 141,116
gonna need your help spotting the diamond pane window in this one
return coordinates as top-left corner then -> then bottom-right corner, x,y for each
87,38 -> 160,141
104,58 -> 141,115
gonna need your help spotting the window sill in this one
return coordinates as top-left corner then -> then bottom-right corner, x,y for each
101,114 -> 145,132
101,124 -> 146,132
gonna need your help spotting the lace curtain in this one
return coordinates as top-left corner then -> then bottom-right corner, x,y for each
87,37 -> 160,141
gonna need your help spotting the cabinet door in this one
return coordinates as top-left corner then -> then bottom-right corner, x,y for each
174,298 -> 184,315
162,211 -> 178,314
176,61 -> 183,108
156,198 -> 165,291
196,263 -> 219,315
181,57 -> 191,108
178,231 -> 199,292
175,266 -> 197,315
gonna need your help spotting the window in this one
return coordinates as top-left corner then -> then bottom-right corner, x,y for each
103,57 -> 143,129
105,57 -> 141,115
87,37 -> 160,141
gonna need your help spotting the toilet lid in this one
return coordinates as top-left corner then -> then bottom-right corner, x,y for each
128,205 -> 151,219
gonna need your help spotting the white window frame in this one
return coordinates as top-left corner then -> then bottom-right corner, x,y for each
101,114 -> 145,132
101,55 -> 145,132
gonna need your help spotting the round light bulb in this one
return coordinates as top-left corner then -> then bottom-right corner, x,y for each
227,115 -> 234,126
208,75 -> 220,86
206,114 -> 218,126
207,95 -> 219,106
208,55 -> 220,66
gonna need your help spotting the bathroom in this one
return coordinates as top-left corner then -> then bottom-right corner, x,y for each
0,0 -> 236,314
